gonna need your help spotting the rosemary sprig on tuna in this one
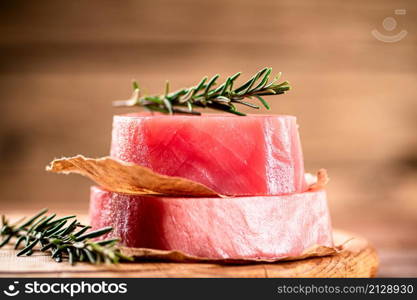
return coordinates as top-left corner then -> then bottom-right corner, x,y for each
113,67 -> 290,116
0,209 -> 133,265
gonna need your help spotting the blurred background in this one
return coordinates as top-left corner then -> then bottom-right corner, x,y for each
0,0 -> 416,276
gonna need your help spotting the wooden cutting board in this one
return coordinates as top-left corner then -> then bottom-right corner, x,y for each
0,230 -> 378,278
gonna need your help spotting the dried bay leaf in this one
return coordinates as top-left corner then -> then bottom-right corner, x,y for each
47,155 -> 328,197
119,243 -> 342,264
46,155 -> 220,197
306,169 -> 329,191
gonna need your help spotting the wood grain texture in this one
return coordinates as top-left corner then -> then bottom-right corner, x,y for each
0,230 -> 378,278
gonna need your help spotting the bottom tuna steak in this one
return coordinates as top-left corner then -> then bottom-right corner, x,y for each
90,186 -> 333,260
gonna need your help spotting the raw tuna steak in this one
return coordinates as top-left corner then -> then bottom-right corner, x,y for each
111,114 -> 306,196
90,186 -> 333,260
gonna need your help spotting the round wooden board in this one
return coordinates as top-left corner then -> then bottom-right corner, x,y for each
0,230 -> 378,278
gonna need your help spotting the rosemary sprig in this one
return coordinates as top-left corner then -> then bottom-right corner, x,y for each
113,67 -> 290,116
0,209 -> 133,265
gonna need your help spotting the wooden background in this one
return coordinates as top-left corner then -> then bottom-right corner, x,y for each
0,0 -> 416,277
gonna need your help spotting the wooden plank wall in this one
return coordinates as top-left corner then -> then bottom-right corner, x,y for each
0,0 -> 416,276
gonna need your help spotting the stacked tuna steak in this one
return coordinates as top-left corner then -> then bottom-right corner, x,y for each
89,113 -> 333,260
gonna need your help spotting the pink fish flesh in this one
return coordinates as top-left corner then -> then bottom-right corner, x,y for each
90,186 -> 333,260
111,114 -> 307,196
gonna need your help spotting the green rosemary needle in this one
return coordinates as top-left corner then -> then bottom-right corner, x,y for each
0,209 -> 133,265
113,67 -> 291,116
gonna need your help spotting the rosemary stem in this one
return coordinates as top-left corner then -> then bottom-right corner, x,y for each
0,210 -> 132,265
113,67 -> 290,115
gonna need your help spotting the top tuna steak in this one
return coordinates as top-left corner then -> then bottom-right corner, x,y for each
111,114 -> 306,196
